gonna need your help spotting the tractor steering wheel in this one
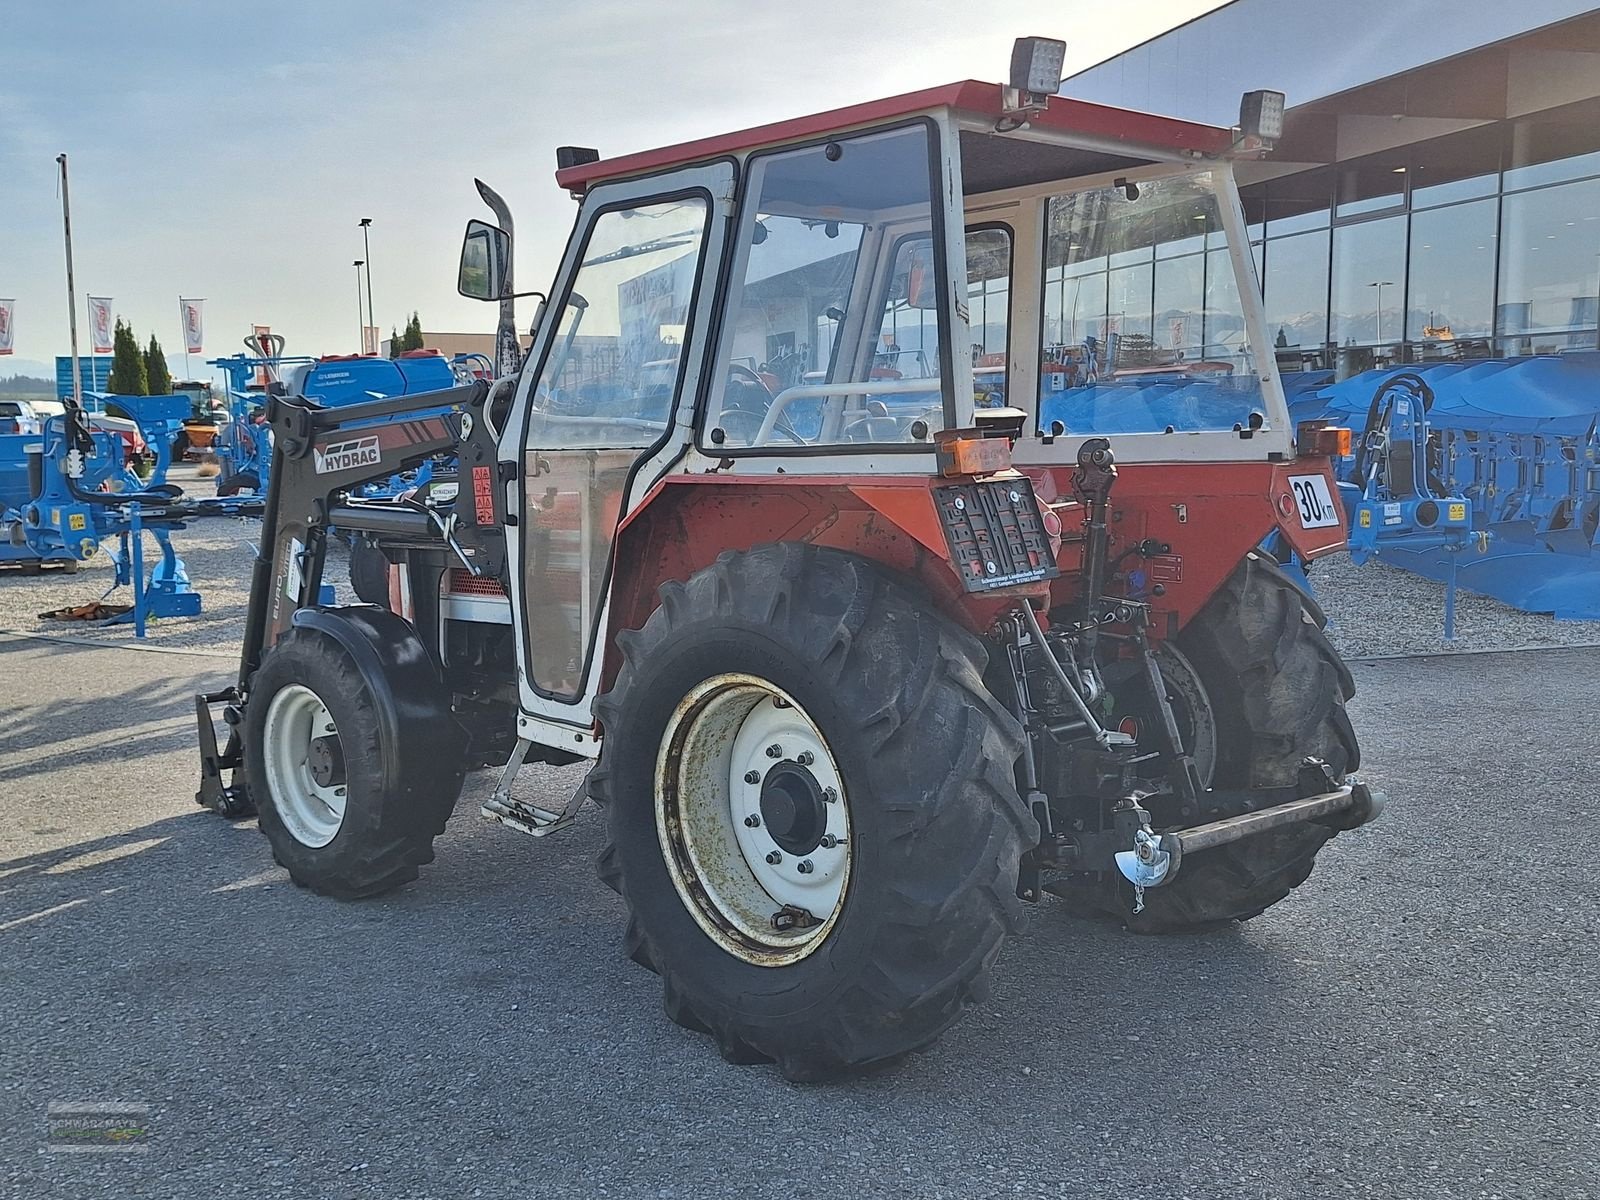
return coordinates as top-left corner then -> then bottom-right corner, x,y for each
719,364 -> 806,446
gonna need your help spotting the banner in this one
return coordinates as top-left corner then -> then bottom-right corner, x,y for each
89,297 -> 114,354
363,325 -> 379,356
0,300 -> 13,355
181,298 -> 205,355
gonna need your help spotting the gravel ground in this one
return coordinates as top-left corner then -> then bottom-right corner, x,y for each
1,635 -> 1596,1198
0,465 -> 350,653
1310,552 -> 1600,658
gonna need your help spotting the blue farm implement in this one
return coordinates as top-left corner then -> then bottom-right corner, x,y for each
1286,354 -> 1600,624
1,403 -> 266,635
208,341 -> 476,498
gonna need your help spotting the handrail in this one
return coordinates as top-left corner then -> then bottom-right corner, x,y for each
754,378 -> 940,445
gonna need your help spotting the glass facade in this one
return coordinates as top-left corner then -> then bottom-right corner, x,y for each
1245,119 -> 1600,369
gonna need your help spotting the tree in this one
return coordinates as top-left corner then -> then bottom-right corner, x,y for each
144,334 -> 172,395
108,318 -> 149,395
388,326 -> 402,358
396,312 -> 425,354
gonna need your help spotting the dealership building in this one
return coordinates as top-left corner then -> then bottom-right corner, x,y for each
1064,1 -> 1600,371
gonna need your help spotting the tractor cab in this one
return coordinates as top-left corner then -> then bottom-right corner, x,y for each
470,53 -> 1291,480
456,50 -> 1324,744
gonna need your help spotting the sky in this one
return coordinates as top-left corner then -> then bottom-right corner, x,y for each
0,0 -> 1227,379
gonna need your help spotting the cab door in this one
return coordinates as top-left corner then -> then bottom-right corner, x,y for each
499,161 -> 735,739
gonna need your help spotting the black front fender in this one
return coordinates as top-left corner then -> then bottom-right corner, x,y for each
288,606 -> 461,778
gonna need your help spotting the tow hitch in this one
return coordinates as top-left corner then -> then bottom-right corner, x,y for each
1036,761 -> 1385,911
1113,761 -> 1385,907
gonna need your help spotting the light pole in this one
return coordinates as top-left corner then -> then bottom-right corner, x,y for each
359,218 -> 375,353
1368,280 -> 1395,349
353,260 -> 366,352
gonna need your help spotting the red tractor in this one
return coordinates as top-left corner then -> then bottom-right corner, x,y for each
197,43 -> 1381,1080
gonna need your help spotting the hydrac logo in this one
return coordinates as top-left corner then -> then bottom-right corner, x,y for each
314,435 -> 382,474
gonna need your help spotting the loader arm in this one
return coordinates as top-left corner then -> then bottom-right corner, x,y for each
240,382 -> 482,680
196,381 -> 483,816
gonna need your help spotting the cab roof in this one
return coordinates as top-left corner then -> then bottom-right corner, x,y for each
554,80 -> 1237,196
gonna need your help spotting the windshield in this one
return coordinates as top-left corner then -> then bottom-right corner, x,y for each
1038,171 -> 1269,438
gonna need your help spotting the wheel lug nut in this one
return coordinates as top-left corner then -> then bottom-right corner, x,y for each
765,850 -> 782,865
796,750 -> 814,766
765,744 -> 783,759
797,859 -> 814,874
744,770 -> 761,784
819,834 -> 845,849
744,814 -> 761,828
822,787 -> 838,803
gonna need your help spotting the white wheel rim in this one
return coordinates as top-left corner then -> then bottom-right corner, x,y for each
655,674 -> 852,966
262,684 -> 348,849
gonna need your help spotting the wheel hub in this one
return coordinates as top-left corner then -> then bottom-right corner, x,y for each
655,674 -> 853,966
758,762 -> 828,857
307,734 -> 345,789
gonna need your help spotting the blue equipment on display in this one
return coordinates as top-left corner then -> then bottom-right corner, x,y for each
207,340 -> 474,498
1285,354 -> 1600,624
0,401 -> 265,635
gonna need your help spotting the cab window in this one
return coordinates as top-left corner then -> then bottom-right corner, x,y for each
1038,171 -> 1268,436
526,196 -> 710,449
709,123 -> 949,450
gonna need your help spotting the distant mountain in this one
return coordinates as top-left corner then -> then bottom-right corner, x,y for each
2,359 -> 55,380
0,373 -> 54,396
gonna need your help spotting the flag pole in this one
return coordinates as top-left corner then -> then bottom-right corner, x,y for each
181,299 -> 191,379
57,153 -> 82,410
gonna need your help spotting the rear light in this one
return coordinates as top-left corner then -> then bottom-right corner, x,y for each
1297,421 -> 1351,458
934,431 -> 1011,477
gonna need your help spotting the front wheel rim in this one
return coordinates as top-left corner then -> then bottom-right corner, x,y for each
655,673 -> 852,967
262,684 -> 348,848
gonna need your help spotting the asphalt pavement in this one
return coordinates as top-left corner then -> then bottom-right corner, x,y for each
0,631 -> 1595,1199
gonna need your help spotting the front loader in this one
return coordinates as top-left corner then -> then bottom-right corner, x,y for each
197,41 -> 1384,1080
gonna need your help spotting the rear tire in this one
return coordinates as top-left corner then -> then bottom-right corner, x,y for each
589,543 -> 1035,1080
245,624 -> 463,899
1068,552 -> 1360,932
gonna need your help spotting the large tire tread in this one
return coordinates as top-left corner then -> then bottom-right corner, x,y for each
1097,551 -> 1362,933
246,626 -> 462,900
588,543 -> 1035,1080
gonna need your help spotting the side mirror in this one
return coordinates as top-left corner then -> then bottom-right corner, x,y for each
458,219 -> 511,301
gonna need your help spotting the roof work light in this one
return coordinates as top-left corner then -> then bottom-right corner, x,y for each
1009,37 -> 1067,98
1237,89 -> 1286,148
1000,36 -> 1067,129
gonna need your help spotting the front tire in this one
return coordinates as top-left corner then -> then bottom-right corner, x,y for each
589,544 -> 1035,1080
245,624 -> 464,898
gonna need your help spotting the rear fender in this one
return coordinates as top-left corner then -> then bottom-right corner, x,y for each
605,476 -> 1046,694
1024,458 -> 1344,638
